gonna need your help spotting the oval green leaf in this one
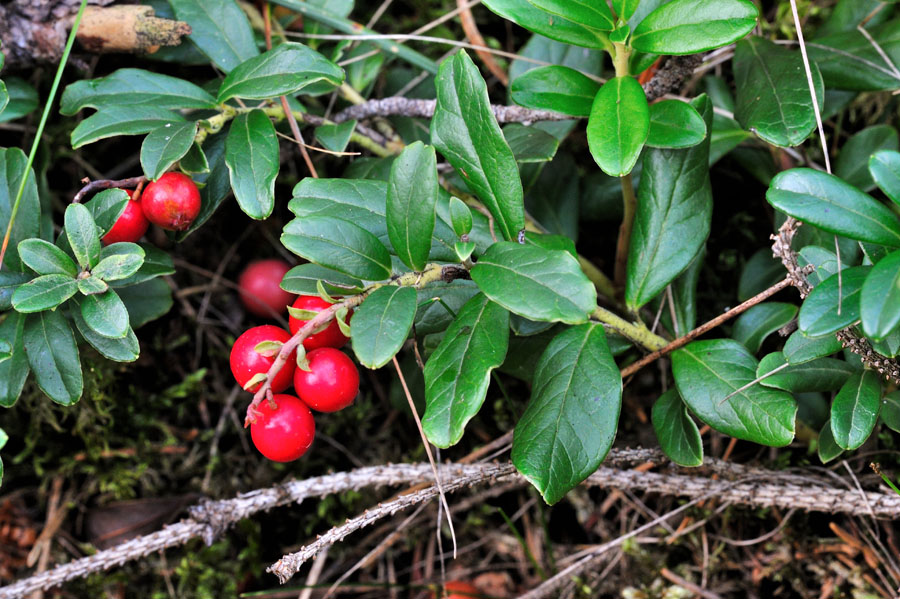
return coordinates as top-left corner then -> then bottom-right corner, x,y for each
169,0 -> 258,72
646,99 -> 707,149
226,110 -> 280,220
11,274 -> 78,313
732,302 -> 798,354
835,125 -> 899,191
798,266 -> 870,336
23,310 -> 82,406
282,215 -> 393,281
783,329 -> 843,365
830,370 -> 882,450
79,291 -> 130,339
652,388 -> 703,467
860,249 -> 900,340
70,106 -> 185,149
141,121 -> 197,181
71,307 -> 139,363
869,149 -> 900,208
18,239 -> 77,277
350,286 -> 417,369
0,313 -> 29,407
510,65 -> 600,117
631,0 -> 758,54
482,0 -> 611,49
587,76 -> 649,177
757,352 -> 855,393
528,0 -> 614,31
387,142 -> 438,272
60,68 -> 217,115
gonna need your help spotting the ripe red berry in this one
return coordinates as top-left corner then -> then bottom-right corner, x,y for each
238,259 -> 295,318
430,581 -> 481,599
141,172 -> 201,231
230,325 -> 296,392
288,295 -> 351,350
102,189 -> 149,245
293,347 -> 360,412
250,394 -> 315,462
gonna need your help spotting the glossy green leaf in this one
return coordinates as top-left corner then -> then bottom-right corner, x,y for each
767,168 -> 900,247
350,286 -> 417,369
217,42 -> 344,102
784,329 -> 843,364
470,241 -> 596,324
315,121 -> 356,153
415,280 -> 480,335
77,276 -> 108,296
226,110 -> 279,220
818,420 -> 844,464
882,391 -> 900,433
281,264 -> 363,296
836,125 -> 899,191
631,0 -> 758,54
733,37 -> 823,148
174,131 -> 229,240
512,324 -> 622,504
652,388 -> 703,467
0,313 -> 29,407
180,143 -> 209,175
798,266 -> 870,336
60,69 -> 217,115
626,95 -> 712,310
11,275 -> 78,313
613,0 -> 640,20
79,291 -> 129,339
70,106 -> 185,149
869,149 -> 900,207
64,203 -> 101,269
109,244 -> 175,287
797,245 -> 843,287
18,239 -> 77,277
116,279 -> 173,328
646,99 -> 707,149
0,272 -> 30,311
807,21 -> 900,91
528,0 -> 614,31
386,142 -> 438,271
282,215 -> 393,281
831,370 -> 881,450
83,189 -> 129,236
482,0 -> 611,49
423,293 -> 510,447
0,148 -> 40,272
169,0 -> 258,72
672,339 -> 796,446
504,124 -> 560,163
860,249 -> 900,340
141,121 -> 197,181
757,352 -> 855,393
510,66 -> 600,117
587,76 -> 649,177
732,302 -> 798,354
23,310 -> 82,406
71,307 -> 139,363
0,80 -> 8,116
431,51 -> 524,241
872,327 -> 900,358
448,197 -> 472,237
92,243 -> 146,282
0,77 -> 39,123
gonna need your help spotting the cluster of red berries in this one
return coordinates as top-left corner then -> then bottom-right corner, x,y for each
101,172 -> 201,245
230,261 -> 357,463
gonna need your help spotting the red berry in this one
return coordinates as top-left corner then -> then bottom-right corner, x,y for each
430,581 -> 481,599
141,172 -> 201,231
293,347 -> 359,412
238,259 -> 295,318
288,295 -> 351,350
102,189 -> 149,245
230,325 -> 296,392
250,394 -> 315,462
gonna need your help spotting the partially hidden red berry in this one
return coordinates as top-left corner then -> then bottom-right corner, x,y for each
102,189 -> 149,245
250,394 -> 315,462
288,295 -> 351,350
230,325 -> 296,392
293,347 -> 359,412
238,259 -> 295,318
141,172 -> 201,231
429,581 -> 481,599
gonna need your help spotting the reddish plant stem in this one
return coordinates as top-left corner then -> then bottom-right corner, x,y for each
620,277 -> 794,379
72,175 -> 147,203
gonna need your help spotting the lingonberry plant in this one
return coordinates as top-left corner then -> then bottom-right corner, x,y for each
2,0 -> 900,592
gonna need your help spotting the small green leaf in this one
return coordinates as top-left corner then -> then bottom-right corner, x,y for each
757,352 -> 855,393
0,313 -> 28,407
18,239 -> 78,276
141,121 -> 197,181
510,65 -> 600,117
254,340 -> 283,357
0,147 -> 40,273
386,142 -> 438,271
180,143 -> 209,175
504,124 -> 560,163
315,121 -> 356,153
281,263 -> 363,296
587,76 -> 649,177
83,188 -> 129,235
217,42 -> 344,102
169,0 -> 258,73
287,307 -> 320,321
870,149 -> 900,208
807,22 -> 900,91
882,391 -> 900,433
77,276 -> 108,296
767,168 -> 900,247
316,280 -> 338,305
733,37 -> 823,148
732,302 -> 798,354
350,286 -> 417,369
448,197 -> 473,237
79,291 -> 130,339
652,388 -> 703,467
11,274 -> 78,313
860,249 -> 900,340
612,0 -> 640,20
108,243 -> 174,287
798,266 -> 870,336
470,241 -> 596,324
282,215 -> 393,281
835,125 -> 899,191
243,372 -> 267,391
115,279 -> 173,328
672,339 -> 796,446
783,329 -> 843,365
94,243 -> 146,281
0,77 -> 38,123
226,110 -> 280,220
455,241 -> 476,262
512,324 -> 622,504
481,0 -> 611,49
334,307 -> 352,337
23,310 -> 82,406
631,0 -> 758,54
423,293 -> 509,447
71,307 -> 139,363
0,271 -> 31,311
431,51 -> 525,241
64,203 -> 101,269
528,0 -> 614,31
818,420 -> 844,464
70,106 -> 185,149
60,68 -> 217,115
646,100 -> 707,149
831,370 -> 882,450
